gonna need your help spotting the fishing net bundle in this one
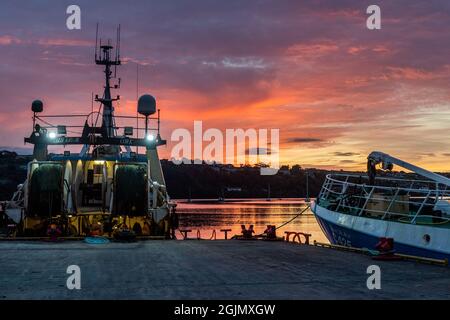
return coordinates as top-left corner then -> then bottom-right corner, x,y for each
113,165 -> 147,216
28,164 -> 63,217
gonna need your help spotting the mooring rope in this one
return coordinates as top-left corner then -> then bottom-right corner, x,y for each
255,205 -> 311,237
275,205 -> 310,230
177,205 -> 311,240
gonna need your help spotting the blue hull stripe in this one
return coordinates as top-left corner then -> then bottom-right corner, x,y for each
315,215 -> 450,261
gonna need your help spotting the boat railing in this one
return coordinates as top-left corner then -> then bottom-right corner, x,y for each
34,113 -> 161,135
317,174 -> 450,226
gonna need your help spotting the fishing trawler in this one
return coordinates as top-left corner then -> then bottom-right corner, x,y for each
2,28 -> 177,239
311,151 -> 450,260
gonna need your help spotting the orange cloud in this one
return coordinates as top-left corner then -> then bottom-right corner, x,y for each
36,38 -> 92,47
0,35 -> 21,45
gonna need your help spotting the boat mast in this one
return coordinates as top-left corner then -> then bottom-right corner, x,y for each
95,25 -> 121,139
25,26 -> 167,161
305,169 -> 310,202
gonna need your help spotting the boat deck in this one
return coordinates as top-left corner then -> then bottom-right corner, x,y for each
1,240 -> 450,299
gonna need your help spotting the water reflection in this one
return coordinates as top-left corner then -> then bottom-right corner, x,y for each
174,198 -> 329,243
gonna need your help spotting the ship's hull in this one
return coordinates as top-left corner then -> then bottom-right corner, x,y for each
311,201 -> 450,261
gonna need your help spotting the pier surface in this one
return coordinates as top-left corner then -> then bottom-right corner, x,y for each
0,240 -> 449,299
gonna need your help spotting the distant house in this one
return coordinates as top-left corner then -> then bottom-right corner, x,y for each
222,164 -> 239,173
0,150 -> 17,159
226,187 -> 242,192
278,165 -> 291,175
210,166 -> 221,173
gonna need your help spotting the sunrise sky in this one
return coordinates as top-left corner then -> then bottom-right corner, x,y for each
0,0 -> 449,171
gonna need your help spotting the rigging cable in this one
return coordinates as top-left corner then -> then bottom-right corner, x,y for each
35,116 -> 82,135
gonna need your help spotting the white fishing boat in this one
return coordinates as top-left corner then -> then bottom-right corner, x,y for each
311,151 -> 450,260
2,27 -> 177,239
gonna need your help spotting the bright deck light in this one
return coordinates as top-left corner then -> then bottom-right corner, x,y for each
48,132 -> 57,139
146,134 -> 155,141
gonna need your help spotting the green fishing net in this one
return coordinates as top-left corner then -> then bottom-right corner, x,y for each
28,164 -> 63,217
114,165 -> 147,216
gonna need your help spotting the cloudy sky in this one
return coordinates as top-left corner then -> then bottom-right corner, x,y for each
0,0 -> 449,171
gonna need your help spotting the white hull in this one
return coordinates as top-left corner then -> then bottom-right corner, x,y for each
312,201 -> 450,260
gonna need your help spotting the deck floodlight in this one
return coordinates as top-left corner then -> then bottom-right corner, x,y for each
146,134 -> 155,141
48,131 -> 57,139
57,125 -> 67,135
124,126 -> 133,136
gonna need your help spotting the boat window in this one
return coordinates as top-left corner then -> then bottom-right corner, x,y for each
93,164 -> 103,175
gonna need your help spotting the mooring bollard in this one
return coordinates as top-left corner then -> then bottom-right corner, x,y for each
179,229 -> 192,239
299,232 -> 312,245
220,229 -> 232,240
284,231 -> 297,242
285,231 -> 312,244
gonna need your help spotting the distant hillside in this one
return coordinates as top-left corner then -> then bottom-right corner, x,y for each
161,160 -> 329,199
0,146 -> 33,155
0,154 -> 330,200
2,152 -> 447,201
0,154 -> 29,200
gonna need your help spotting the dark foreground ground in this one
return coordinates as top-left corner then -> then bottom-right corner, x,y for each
0,240 -> 449,299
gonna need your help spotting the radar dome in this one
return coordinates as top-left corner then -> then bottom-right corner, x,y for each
137,94 -> 156,116
32,100 -> 43,113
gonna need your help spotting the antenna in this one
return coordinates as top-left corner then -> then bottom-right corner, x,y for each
95,23 -> 99,61
118,25 -> 121,60
136,62 -> 139,154
114,30 -> 118,78
114,25 -> 121,78
116,24 -> 121,62
95,25 -> 123,139
136,63 -> 139,99
91,92 -> 94,127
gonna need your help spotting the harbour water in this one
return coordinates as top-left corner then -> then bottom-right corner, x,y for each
175,198 -> 329,242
